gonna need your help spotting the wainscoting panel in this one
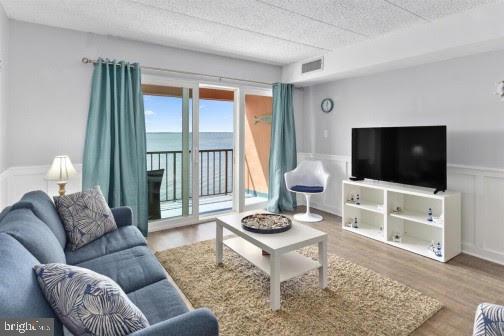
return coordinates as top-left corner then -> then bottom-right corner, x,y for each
1,158 -> 503,264
297,153 -> 504,265
0,164 -> 83,208
447,171 -> 476,249
476,176 -> 504,261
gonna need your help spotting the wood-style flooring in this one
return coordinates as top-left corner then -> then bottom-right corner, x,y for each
147,208 -> 504,336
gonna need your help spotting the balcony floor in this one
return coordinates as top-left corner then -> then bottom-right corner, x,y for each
159,193 -> 267,219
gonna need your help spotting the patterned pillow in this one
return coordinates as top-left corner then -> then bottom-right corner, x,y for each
473,303 -> 504,336
54,186 -> 117,251
34,263 -> 149,336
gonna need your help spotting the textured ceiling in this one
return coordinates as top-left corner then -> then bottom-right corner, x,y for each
0,0 -> 500,65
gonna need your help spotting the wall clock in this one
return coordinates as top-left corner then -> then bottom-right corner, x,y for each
321,98 -> 334,113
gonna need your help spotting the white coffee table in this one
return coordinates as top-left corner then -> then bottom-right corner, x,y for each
216,211 -> 328,311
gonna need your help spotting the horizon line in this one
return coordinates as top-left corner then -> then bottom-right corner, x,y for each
146,131 -> 234,133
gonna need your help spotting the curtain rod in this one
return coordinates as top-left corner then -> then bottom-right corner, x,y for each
81,57 -> 275,87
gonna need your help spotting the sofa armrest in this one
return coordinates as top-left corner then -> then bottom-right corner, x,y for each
130,308 -> 218,336
473,303 -> 504,336
111,206 -> 133,227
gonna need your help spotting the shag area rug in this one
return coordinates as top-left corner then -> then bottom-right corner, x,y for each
156,240 -> 441,336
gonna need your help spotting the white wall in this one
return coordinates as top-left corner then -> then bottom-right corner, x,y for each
7,20 -> 281,167
283,2 -> 504,86
0,5 -> 8,207
297,49 -> 504,264
293,88 -> 304,153
0,5 -> 8,173
300,49 -> 504,168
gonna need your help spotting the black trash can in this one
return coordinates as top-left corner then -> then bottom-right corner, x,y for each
147,169 -> 164,220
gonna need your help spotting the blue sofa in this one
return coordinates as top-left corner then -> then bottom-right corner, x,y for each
0,190 -> 218,336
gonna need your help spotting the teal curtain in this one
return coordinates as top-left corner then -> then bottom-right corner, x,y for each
83,59 -> 148,236
267,83 -> 297,213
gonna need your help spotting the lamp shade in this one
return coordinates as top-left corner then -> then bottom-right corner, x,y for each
46,155 -> 77,182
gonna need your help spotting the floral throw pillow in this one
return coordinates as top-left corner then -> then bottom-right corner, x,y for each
54,186 -> 117,251
473,303 -> 504,336
34,263 -> 149,336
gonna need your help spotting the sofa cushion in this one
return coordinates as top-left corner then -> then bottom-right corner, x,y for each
0,205 -> 11,222
111,206 -> 134,227
19,190 -> 67,248
66,226 -> 147,265
76,246 -> 166,293
128,309 -> 219,336
34,263 -> 150,336
127,280 -> 189,325
0,234 -> 63,336
54,186 -> 118,251
0,208 -> 66,264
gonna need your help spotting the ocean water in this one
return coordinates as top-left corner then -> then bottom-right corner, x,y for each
146,132 -> 234,203
146,132 -> 233,152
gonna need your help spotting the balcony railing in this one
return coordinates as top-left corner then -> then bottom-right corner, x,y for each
146,149 -> 233,202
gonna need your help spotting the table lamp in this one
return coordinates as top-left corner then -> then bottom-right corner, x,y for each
46,155 -> 77,196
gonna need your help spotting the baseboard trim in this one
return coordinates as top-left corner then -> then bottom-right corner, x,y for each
462,243 -> 504,265
297,200 -> 341,218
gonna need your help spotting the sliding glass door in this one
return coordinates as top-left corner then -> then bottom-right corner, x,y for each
198,86 -> 236,216
141,76 -> 271,229
142,81 -> 199,223
241,88 -> 272,210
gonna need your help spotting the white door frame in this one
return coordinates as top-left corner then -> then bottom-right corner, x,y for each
142,74 -> 200,232
143,73 -> 272,232
198,83 -> 272,214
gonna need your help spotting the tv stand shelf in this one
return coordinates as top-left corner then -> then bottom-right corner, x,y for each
345,223 -> 384,242
342,180 -> 461,262
345,201 -> 384,214
389,210 -> 443,228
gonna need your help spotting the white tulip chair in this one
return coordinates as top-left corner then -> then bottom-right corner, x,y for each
284,160 -> 329,222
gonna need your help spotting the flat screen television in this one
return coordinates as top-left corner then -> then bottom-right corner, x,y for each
351,126 -> 447,192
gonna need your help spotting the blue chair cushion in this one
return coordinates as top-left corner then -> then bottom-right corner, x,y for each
75,246 -> 166,293
34,263 -> 150,336
291,185 -> 324,193
18,191 -> 67,248
127,280 -> 189,325
66,225 -> 147,265
0,208 -> 66,264
0,233 -> 63,336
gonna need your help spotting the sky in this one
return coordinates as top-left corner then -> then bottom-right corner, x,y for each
144,95 -> 233,133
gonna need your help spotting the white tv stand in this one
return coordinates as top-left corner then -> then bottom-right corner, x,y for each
342,180 -> 461,262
